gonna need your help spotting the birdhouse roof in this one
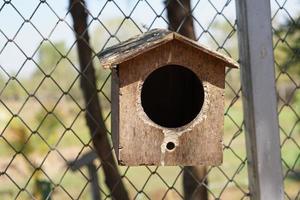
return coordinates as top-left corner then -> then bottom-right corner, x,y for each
97,29 -> 238,69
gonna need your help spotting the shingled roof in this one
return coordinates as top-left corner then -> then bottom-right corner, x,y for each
97,29 -> 238,69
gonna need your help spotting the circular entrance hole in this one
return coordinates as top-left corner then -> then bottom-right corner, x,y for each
141,65 -> 204,128
166,142 -> 175,151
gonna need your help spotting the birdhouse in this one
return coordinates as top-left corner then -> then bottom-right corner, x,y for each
98,29 -> 238,166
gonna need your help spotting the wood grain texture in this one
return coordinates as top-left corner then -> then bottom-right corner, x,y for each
113,40 -> 225,166
111,68 -> 120,159
98,29 -> 238,69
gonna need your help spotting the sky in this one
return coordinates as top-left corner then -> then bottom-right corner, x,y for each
0,0 -> 299,78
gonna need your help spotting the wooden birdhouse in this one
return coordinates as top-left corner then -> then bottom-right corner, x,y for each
98,29 -> 238,166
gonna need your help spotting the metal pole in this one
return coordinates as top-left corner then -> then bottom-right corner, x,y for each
235,0 -> 284,199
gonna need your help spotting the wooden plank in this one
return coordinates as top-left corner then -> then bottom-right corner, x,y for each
111,68 -> 120,158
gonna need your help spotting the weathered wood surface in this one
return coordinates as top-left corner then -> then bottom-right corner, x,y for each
98,29 -> 238,69
113,40 -> 225,165
111,68 -> 120,159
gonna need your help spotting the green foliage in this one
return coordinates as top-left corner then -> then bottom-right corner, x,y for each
31,41 -> 81,96
33,179 -> 52,200
6,119 -> 33,155
0,79 -> 26,100
34,108 -> 62,152
37,42 -> 68,75
0,72 -> 5,88
275,15 -> 300,172
209,20 -> 238,60
35,110 -> 60,134
208,20 -> 240,100
275,16 -> 300,77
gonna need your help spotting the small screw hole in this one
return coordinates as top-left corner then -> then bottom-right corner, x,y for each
166,142 -> 175,151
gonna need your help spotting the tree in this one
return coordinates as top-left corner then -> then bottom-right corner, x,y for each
69,0 -> 129,199
165,0 -> 208,199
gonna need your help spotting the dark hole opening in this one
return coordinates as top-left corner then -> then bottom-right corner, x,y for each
166,142 -> 175,151
141,65 -> 204,128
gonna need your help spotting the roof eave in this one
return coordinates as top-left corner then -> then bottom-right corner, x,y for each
98,29 -> 239,69
173,33 -> 239,68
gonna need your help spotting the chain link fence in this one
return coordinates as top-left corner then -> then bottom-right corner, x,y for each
0,0 -> 299,199
272,0 -> 300,199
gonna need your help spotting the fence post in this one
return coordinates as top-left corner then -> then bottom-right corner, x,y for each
235,0 -> 284,199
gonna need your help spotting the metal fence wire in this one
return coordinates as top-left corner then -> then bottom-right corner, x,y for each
0,0 -> 299,199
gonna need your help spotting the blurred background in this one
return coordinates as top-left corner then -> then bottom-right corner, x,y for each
0,0 -> 299,199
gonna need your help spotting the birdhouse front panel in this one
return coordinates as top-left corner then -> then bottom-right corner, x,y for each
99,29 -> 238,166
115,40 -> 224,166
